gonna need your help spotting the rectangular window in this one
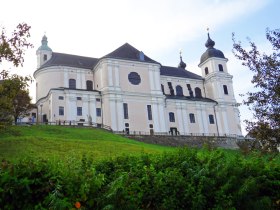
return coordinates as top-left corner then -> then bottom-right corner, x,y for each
59,106 -> 64,116
43,54 -> 47,61
77,97 -> 82,100
77,107 -> 82,116
147,105 -> 152,120
169,112 -> 175,122
96,98 -> 101,102
69,79 -> 76,89
223,85 -> 228,95
189,113 -> 195,123
209,114 -> 215,124
96,108 -> 101,117
123,103 -> 128,119
58,96 -> 64,100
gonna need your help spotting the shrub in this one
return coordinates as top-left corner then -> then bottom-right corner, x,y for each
0,148 -> 279,209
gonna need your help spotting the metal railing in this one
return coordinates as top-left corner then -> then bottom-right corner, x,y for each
113,130 -> 244,138
16,121 -> 112,131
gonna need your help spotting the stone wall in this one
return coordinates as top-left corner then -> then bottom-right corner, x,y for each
125,135 -> 241,149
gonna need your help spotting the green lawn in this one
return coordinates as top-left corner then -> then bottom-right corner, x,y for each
0,125 -> 174,162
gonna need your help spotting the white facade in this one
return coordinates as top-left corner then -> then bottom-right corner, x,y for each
34,34 -> 242,136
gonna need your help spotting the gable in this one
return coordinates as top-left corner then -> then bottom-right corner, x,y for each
102,43 -> 159,64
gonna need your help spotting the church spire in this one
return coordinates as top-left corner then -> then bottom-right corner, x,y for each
205,28 -> 215,48
37,34 -> 52,52
178,50 -> 186,69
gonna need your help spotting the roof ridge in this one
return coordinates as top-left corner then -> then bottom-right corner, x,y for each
52,52 -> 98,60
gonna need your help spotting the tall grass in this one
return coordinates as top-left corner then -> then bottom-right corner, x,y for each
0,125 -> 173,162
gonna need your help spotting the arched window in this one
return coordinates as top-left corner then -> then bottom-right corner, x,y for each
205,67 -> 209,75
169,112 -> 175,122
218,64 -> 224,72
86,80 -> 93,90
195,87 -> 202,98
69,79 -> 76,89
176,85 -> 183,96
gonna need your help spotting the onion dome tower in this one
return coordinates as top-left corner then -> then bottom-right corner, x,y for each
199,32 -> 226,65
198,29 -> 241,136
36,34 -> 52,69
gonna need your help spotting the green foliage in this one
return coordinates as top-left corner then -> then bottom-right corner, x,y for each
0,71 -> 32,124
1,148 -> 279,209
0,23 -> 33,67
1,126 -> 279,209
232,28 -> 280,152
0,23 -> 33,125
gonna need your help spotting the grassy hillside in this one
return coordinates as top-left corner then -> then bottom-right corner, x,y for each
0,125 -> 174,162
1,125 -> 279,209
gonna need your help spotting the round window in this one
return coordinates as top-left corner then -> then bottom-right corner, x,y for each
128,72 -> 141,85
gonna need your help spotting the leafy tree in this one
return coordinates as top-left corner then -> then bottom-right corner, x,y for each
0,23 -> 33,67
232,28 -> 280,152
0,71 -> 32,124
0,23 -> 33,125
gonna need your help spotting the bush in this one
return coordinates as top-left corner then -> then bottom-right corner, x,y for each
0,148 -> 279,209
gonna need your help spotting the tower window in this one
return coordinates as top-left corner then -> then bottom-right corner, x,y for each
205,67 -> 209,75
43,54 -> 47,61
209,114 -> 215,124
219,64 -> 224,72
147,105 -> 152,120
86,80 -> 93,90
169,112 -> 175,122
223,85 -> 228,95
77,97 -> 82,100
176,85 -> 183,96
195,87 -> 202,98
58,96 -> 64,100
189,113 -> 195,123
69,79 -> 76,89
123,103 -> 128,119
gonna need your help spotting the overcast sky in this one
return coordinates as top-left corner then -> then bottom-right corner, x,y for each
1,0 -> 279,134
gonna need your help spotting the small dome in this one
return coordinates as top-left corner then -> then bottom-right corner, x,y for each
200,33 -> 225,64
37,35 -> 52,52
178,53 -> 186,69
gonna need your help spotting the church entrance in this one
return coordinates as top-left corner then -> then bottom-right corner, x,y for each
170,127 -> 178,136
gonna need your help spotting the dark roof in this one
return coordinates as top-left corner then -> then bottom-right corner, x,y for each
160,66 -> 203,80
102,43 -> 159,64
200,48 -> 226,65
165,95 -> 217,103
39,52 -> 99,70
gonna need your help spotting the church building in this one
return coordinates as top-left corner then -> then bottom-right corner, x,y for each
34,33 -> 242,136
